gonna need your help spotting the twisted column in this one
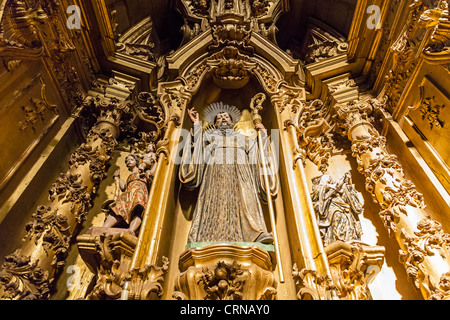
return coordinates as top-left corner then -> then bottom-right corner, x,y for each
334,99 -> 450,300
0,96 -> 131,300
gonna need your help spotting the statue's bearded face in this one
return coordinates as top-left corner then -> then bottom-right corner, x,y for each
215,112 -> 233,129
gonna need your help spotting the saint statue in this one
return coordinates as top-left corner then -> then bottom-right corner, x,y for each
311,172 -> 363,247
179,102 -> 278,244
90,151 -> 156,236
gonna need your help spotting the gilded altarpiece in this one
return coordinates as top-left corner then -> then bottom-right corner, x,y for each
1,0 -> 450,301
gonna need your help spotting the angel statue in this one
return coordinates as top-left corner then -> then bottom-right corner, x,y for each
179,101 -> 278,244
311,172 -> 364,247
89,150 -> 157,236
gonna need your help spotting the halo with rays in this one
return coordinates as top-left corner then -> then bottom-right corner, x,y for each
203,102 -> 242,125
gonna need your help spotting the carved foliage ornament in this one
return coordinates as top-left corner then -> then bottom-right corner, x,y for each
84,234 -> 169,300
292,264 -> 334,300
199,261 -> 245,300
18,82 -> 58,131
383,0 -> 450,111
325,241 -> 385,300
335,98 -> 450,300
23,205 -> 70,271
285,99 -> 333,173
418,95 -> 446,129
0,251 -> 50,300
400,218 -> 450,293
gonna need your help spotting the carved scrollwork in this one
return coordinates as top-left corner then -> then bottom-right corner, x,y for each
0,251 -> 50,300
300,18 -> 349,65
292,264 -> 334,300
286,99 -> 334,173
334,96 -> 450,300
429,272 -> 450,300
115,17 -> 156,61
0,0 -> 46,58
324,241 -> 385,300
23,206 -> 70,270
126,257 -> 169,300
399,218 -> 450,292
18,82 -> 58,131
209,23 -> 254,53
79,233 -> 169,300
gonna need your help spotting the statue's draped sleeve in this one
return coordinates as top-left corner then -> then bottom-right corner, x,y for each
179,122 -> 206,190
248,132 -> 279,203
311,183 -> 330,219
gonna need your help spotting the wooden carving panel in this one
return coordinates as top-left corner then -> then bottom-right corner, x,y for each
0,62 -> 61,190
405,75 -> 450,191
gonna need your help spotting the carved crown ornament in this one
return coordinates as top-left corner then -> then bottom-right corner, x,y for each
176,0 -> 288,48
177,41 -> 284,94
178,0 -> 283,25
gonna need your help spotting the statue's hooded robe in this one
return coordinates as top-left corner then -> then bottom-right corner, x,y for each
179,120 -> 278,244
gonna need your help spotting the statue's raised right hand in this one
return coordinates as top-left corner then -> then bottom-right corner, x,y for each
188,107 -> 199,124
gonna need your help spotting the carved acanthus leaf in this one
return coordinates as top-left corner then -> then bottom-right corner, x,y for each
0,251 -> 50,300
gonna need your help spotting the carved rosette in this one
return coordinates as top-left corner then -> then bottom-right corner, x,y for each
173,244 -> 277,300
334,99 -> 450,300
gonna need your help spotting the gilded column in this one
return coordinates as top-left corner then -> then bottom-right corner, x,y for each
0,96 -> 131,300
334,99 -> 450,300
271,85 -> 338,300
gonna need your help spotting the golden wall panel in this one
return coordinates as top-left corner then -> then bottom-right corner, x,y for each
409,76 -> 450,162
0,61 -> 65,191
402,71 -> 450,194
